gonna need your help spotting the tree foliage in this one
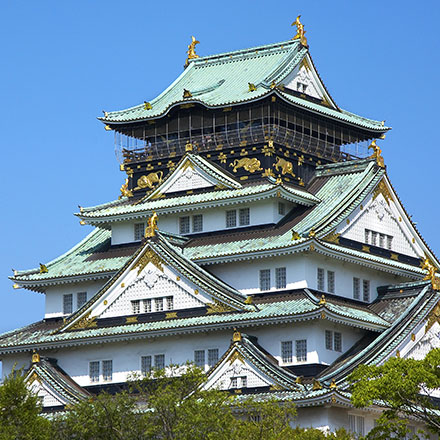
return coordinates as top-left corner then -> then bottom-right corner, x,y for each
348,348 -> 440,435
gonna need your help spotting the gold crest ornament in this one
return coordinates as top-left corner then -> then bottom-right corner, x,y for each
292,15 -> 308,47
422,257 -> 440,290
185,36 -> 200,67
39,263 -> 48,274
119,178 -> 133,198
145,212 -> 159,238
368,140 -> 385,168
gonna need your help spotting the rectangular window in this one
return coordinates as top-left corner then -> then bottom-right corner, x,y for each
317,268 -> 325,291
325,330 -> 333,350
134,223 -> 145,241
208,349 -> 219,367
132,300 -> 140,314
379,233 -> 385,248
364,229 -> 370,244
281,341 -> 293,363
77,292 -> 87,309
349,415 -> 365,435
387,235 -> 393,250
63,294 -> 73,315
102,360 -> 112,382
154,354 -> 165,370
141,355 -> 152,375
226,210 -> 237,228
143,299 -> 152,313
192,214 -> 203,232
89,361 -> 100,383
166,296 -> 174,311
275,267 -> 287,289
239,208 -> 250,226
296,339 -> 307,362
334,332 -> 342,352
155,298 -> 164,312
240,376 -> 247,388
327,271 -> 335,293
179,216 -> 190,234
278,202 -> 286,215
259,269 -> 271,291
194,350 -> 205,368
230,377 -> 238,388
371,231 -> 377,246
353,277 -> 360,300
363,280 -> 370,302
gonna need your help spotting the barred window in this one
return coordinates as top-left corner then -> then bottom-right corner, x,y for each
179,216 -> 190,234
134,223 -> 145,241
259,269 -> 271,291
334,332 -> 342,352
132,300 -> 140,314
281,341 -> 293,363
371,231 -> 378,246
166,296 -> 174,310
387,235 -> 393,250
240,376 -> 247,388
325,330 -> 333,350
230,377 -> 238,388
353,277 -> 360,300
155,298 -> 164,312
208,348 -> 219,367
296,339 -> 307,362
89,361 -> 100,383
143,299 -> 152,313
102,360 -> 112,382
77,292 -> 87,309
363,280 -> 370,302
379,233 -> 385,248
365,229 -> 370,244
226,210 -> 237,228
194,350 -> 205,368
317,268 -> 325,291
349,415 -> 364,435
154,354 -> 165,370
278,202 -> 286,215
327,271 -> 335,293
63,294 -> 73,315
275,267 -> 286,289
239,208 -> 250,226
192,214 -> 203,232
141,355 -> 152,375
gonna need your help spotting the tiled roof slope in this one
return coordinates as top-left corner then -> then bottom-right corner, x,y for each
100,39 -> 387,132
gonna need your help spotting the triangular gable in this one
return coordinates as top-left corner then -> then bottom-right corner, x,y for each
147,153 -> 241,200
204,331 -> 299,391
62,234 -> 250,331
26,356 -> 89,408
283,55 -> 337,110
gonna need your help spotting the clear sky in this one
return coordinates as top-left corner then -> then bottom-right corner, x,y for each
0,0 -> 439,334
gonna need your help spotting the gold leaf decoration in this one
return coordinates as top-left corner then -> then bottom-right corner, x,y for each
134,248 -> 164,275
373,179 -> 392,206
70,312 -> 97,330
323,230 -> 340,244
206,300 -> 235,314
228,350 -> 245,365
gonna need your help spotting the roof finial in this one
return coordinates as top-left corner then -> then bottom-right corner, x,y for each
185,36 -> 200,67
119,178 -> 133,199
291,15 -> 308,47
422,256 -> 440,290
368,140 -> 385,168
32,350 -> 40,364
232,328 -> 242,342
39,263 -> 48,274
145,212 -> 159,238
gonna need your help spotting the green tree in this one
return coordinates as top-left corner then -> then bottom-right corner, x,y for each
0,368 -> 51,440
348,348 -> 440,435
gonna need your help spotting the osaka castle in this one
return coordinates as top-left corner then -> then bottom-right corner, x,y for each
3,19 -> 440,435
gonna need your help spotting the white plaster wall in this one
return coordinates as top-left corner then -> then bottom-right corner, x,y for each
1,353 -> 30,380
45,281 -> 103,319
111,222 -> 136,245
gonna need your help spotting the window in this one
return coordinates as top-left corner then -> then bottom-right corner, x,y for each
155,298 -> 164,312
275,267 -> 287,289
154,354 -> 165,370
259,269 -> 271,291
297,82 -> 308,93
387,235 -> 393,250
317,268 -> 325,291
102,360 -> 112,382
365,229 -> 393,250
240,376 -> 247,388
379,233 -> 385,248
141,355 -> 152,375
353,277 -> 360,300
77,292 -> 87,309
226,210 -> 237,228
192,214 -> 203,232
230,377 -> 238,388
334,332 -> 342,352
63,294 -> 73,315
281,341 -> 293,363
208,348 -> 219,367
349,414 -> 364,436
363,280 -> 370,302
296,339 -> 307,362
325,330 -> 333,350
371,231 -> 377,246
239,208 -> 250,226
89,361 -> 100,383
166,296 -> 174,310
134,223 -> 145,241
194,350 -> 205,368
278,202 -> 286,215
132,300 -> 140,314
179,216 -> 190,234
327,271 -> 335,293
364,229 -> 369,244
143,299 -> 152,313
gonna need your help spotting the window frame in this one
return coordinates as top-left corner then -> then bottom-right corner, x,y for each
63,294 -> 73,315
317,268 -> 325,291
259,269 -> 271,291
226,209 -> 237,228
179,216 -> 190,234
134,222 -> 145,241
275,267 -> 287,289
238,207 -> 250,226
295,339 -> 307,362
281,340 -> 293,364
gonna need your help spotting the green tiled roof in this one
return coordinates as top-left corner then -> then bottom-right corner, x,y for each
100,39 -> 387,132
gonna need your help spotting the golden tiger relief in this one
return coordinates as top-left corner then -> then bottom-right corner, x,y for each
135,171 -> 164,190
230,158 -> 262,173
274,157 -> 295,177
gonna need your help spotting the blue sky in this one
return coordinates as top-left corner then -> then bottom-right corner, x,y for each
0,0 -> 439,334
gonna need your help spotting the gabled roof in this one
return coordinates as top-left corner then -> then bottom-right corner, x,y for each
99,39 -> 388,132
